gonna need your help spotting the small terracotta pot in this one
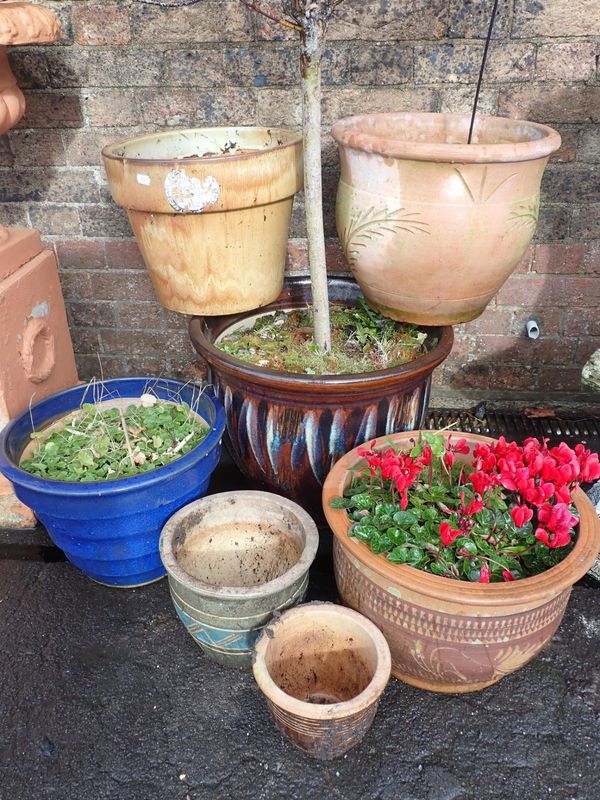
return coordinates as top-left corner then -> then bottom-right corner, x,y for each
323,431 -> 600,694
189,276 -> 453,516
102,127 -> 303,316
253,602 -> 391,760
332,112 -> 561,325
160,491 -> 319,668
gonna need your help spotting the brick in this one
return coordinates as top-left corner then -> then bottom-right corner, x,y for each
195,88 -> 257,127
461,308 -> 515,336
571,205 -> 600,240
537,367 -> 583,393
350,43 -> 412,86
415,44 -> 481,85
536,43 -> 597,82
509,308 -> 563,338
29,205 -> 80,237
322,87 -> 436,126
105,239 -> 146,270
225,45 -> 297,87
447,0 -> 512,39
533,244 -> 585,275
132,3 -> 252,44
163,48 -> 225,87
86,48 -> 163,88
542,165 -> 600,204
329,0 -> 448,40
100,328 -> 191,359
9,130 -> 65,167
69,301 -> 116,328
438,86 -> 497,116
17,92 -> 84,129
582,243 -> 600,275
80,204 -> 132,238
89,271 -> 157,302
579,128 -> 600,163
86,90 -> 140,127
322,47 -> 351,87
513,0 -> 600,37
514,245 -> 533,274
535,205 -> 570,241
0,168 -> 98,204
498,85 -> 600,124
55,239 -> 105,270
139,89 -> 198,128
63,130 -> 119,167
549,127 -> 579,164
471,334 -> 573,365
497,274 -> 599,307
114,302 -> 182,331
58,270 -> 93,301
255,87 -> 302,127
73,3 -> 131,46
574,337 -> 600,363
0,135 -> 14,167
0,204 -> 28,227
8,50 -> 51,90
69,327 -> 103,355
561,307 -> 599,337
76,354 -> 126,380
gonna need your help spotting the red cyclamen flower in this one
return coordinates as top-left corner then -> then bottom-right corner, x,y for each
479,563 -> 491,583
439,522 -> 461,546
502,568 -> 515,582
510,504 -> 533,528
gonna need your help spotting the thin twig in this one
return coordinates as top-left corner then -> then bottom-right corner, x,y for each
118,408 -> 136,468
136,0 -> 203,7
238,0 -> 302,31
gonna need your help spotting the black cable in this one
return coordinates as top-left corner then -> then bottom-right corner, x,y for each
468,0 -> 500,144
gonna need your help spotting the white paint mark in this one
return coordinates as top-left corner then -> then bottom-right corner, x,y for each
164,169 -> 220,214
136,173 -> 151,186
578,614 -> 600,638
31,302 -> 49,318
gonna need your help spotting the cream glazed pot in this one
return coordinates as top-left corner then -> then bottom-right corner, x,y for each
103,127 -> 303,316
332,112 -> 561,325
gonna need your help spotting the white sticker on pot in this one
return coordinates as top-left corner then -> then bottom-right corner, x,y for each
137,173 -> 151,186
164,169 -> 220,214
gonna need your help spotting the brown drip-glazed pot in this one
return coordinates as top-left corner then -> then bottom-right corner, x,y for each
323,430 -> 600,694
189,277 -> 453,515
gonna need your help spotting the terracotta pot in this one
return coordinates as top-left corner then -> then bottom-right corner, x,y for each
323,431 -> 600,694
189,276 -> 453,516
253,602 -> 391,759
102,127 -> 303,316
160,491 -> 318,668
332,112 -> 561,325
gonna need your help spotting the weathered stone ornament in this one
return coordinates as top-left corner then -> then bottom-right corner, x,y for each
582,349 -> 600,393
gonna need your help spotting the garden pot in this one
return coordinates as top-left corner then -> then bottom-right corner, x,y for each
102,127 -> 303,316
332,112 -> 561,325
323,431 -> 600,693
189,276 -> 453,515
253,602 -> 391,760
160,491 -> 318,668
0,378 -> 225,588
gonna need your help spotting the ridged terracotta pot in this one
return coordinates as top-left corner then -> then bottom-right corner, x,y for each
323,431 -> 600,694
253,602 -> 391,760
332,112 -> 561,325
102,127 -> 303,316
189,277 -> 453,516
160,491 -> 318,668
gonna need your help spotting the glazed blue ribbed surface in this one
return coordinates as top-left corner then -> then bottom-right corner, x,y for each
0,378 -> 225,587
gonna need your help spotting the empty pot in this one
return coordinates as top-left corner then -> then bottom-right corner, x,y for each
253,602 -> 392,759
159,491 -> 319,668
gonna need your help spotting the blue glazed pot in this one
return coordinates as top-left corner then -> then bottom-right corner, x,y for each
0,378 -> 225,588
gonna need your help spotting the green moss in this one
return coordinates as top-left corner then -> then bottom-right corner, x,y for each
217,299 -> 433,375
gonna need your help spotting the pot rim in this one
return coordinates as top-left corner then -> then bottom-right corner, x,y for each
252,602 -> 392,720
102,126 -> 303,166
159,490 -> 319,599
331,112 -> 562,164
322,430 -> 600,606
189,277 -> 454,392
0,378 -> 225,496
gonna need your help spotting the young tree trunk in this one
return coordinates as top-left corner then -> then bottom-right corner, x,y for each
301,14 -> 331,353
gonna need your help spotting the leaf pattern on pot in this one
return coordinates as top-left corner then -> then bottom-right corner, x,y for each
341,206 -> 430,268
507,197 -> 540,230
453,166 -> 518,203
491,641 -> 542,678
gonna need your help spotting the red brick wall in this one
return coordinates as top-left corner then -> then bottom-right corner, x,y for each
1,1 -> 598,402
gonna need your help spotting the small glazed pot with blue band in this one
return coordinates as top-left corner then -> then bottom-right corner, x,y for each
159,490 -> 319,668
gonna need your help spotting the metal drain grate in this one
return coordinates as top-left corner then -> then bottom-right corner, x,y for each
427,409 -> 600,452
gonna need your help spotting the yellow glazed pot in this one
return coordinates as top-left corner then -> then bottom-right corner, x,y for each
332,112 -> 561,325
103,127 -> 303,316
